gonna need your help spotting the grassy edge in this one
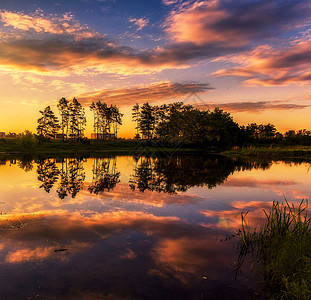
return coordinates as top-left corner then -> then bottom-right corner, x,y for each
235,199 -> 311,299
222,146 -> 311,160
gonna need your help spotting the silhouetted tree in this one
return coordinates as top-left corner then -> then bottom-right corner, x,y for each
111,105 -> 123,138
132,103 -> 141,139
37,106 -> 60,141
57,97 -> 70,141
69,98 -> 86,141
139,102 -> 155,139
90,102 -> 123,139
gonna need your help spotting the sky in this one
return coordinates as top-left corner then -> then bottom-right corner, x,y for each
1,0 -> 311,137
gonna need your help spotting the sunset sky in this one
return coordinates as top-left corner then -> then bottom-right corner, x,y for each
1,0 -> 311,137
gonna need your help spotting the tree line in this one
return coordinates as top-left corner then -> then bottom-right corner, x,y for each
37,98 -> 123,142
132,102 -> 311,146
35,97 -> 311,146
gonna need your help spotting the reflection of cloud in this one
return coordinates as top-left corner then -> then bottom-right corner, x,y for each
0,210 -> 180,263
0,209 -> 250,298
6,246 -> 55,263
195,101 -> 309,113
201,201 -> 272,230
291,190 -> 309,200
83,182 -> 203,207
152,237 -> 214,281
223,178 -> 297,188
77,81 -> 212,106
202,198 -> 311,232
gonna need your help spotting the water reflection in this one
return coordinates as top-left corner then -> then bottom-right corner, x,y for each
29,154 -> 274,199
88,157 -> 120,194
37,158 -> 60,193
0,211 -> 257,299
56,157 -> 85,199
0,154 -> 309,299
130,155 -> 270,194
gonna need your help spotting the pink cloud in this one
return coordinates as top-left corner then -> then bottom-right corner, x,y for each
194,100 -> 309,113
164,0 -> 311,47
213,40 -> 311,86
76,81 -> 212,106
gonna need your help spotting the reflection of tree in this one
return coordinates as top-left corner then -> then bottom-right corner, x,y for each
17,157 -> 34,172
37,159 -> 60,193
88,157 -> 120,194
129,154 -> 271,194
129,156 -> 186,194
57,158 -> 86,199
35,154 -> 273,198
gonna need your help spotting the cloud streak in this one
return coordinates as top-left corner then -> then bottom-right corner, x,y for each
129,17 -> 149,31
195,100 -> 310,112
213,40 -> 311,86
77,81 -> 213,106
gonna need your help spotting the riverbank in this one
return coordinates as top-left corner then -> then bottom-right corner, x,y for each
222,145 -> 311,160
0,138 -> 204,157
3,138 -> 311,161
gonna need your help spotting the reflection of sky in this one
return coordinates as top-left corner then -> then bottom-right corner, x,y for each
0,157 -> 310,298
0,157 -> 310,228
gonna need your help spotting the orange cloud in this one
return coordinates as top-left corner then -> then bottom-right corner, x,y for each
213,40 -> 311,86
77,81 -> 212,106
0,10 -> 95,38
1,1 -> 310,76
222,178 -> 297,188
164,0 -> 311,47
6,246 -> 55,263
201,201 -> 272,230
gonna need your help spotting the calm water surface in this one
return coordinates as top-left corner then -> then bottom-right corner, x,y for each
0,154 -> 310,299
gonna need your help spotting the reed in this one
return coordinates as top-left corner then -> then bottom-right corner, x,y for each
236,199 -> 311,299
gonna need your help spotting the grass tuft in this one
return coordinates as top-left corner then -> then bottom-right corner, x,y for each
236,199 -> 311,299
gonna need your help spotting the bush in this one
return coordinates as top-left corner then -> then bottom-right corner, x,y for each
17,130 -> 36,153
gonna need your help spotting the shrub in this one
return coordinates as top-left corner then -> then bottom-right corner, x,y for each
17,130 -> 36,153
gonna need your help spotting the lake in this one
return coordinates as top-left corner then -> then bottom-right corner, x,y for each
0,154 -> 309,299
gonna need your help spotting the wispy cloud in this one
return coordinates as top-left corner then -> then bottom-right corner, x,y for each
128,17 -> 149,31
0,9 -> 95,38
76,81 -> 213,106
213,40 -> 311,86
162,0 -> 180,6
195,100 -> 310,113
